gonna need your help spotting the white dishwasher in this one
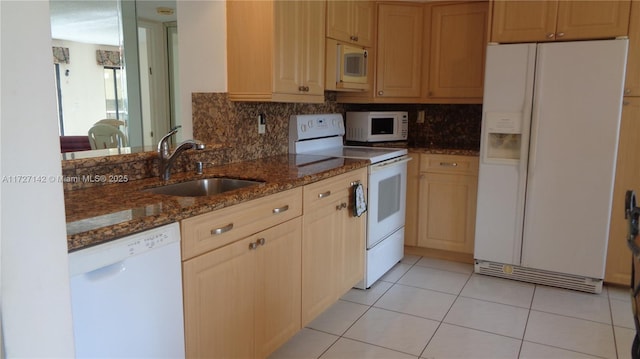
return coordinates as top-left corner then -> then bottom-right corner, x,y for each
68,222 -> 185,358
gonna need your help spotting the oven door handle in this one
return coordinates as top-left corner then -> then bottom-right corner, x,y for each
370,156 -> 411,173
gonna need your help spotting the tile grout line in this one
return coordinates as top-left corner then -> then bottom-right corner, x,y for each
517,284 -> 537,358
315,257 -> 416,358
418,266 -> 475,359
608,288 -> 621,359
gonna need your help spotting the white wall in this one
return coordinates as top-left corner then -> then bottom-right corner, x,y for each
0,1 -> 75,357
176,0 -> 227,141
0,1 -> 229,356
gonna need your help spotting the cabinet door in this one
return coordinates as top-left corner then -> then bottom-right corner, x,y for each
274,1 -> 302,95
301,194 -> 340,326
336,182 -> 366,295
274,1 -> 325,96
183,236 -> 256,358
427,2 -> 488,99
625,0 -> 640,96
255,218 -> 302,358
491,1 -> 558,43
376,3 -> 423,98
327,1 -> 375,47
353,0 -> 375,47
418,172 -> 478,254
556,1 -> 631,41
327,1 -> 353,44
301,0 -> 326,96
605,98 -> 640,285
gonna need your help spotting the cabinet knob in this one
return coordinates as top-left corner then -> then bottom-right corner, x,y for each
298,85 -> 305,92
556,32 -> 565,38
546,33 -> 555,39
625,88 -> 632,95
249,242 -> 258,250
378,90 -> 384,96
353,35 -> 359,42
336,202 -> 347,211
257,238 -> 266,246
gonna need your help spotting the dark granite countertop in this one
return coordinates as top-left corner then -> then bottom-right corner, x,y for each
65,154 -> 369,252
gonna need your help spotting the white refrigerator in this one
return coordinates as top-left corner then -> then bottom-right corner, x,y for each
474,39 -> 628,293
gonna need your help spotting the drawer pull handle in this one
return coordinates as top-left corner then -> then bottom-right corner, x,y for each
249,242 -> 258,250
257,238 -> 266,246
211,223 -> 234,236
439,162 -> 458,167
318,191 -> 331,199
272,205 -> 289,214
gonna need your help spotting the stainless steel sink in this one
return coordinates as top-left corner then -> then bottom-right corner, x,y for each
145,178 -> 263,197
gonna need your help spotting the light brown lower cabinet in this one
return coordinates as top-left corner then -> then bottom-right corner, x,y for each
405,153 -> 478,257
301,168 -> 367,326
182,217 -> 302,359
605,97 -> 640,286
181,169 -> 368,358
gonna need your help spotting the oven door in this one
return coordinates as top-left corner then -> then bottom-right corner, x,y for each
367,156 -> 410,248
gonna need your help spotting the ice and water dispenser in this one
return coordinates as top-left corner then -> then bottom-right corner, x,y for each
483,112 -> 523,163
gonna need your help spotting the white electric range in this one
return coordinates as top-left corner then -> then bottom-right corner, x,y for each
290,113 -> 409,289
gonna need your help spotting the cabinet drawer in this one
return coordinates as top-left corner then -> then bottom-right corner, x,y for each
303,169 -> 367,211
181,187 -> 302,260
419,154 -> 478,175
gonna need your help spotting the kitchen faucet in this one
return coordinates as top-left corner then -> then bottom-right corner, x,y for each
158,127 -> 205,181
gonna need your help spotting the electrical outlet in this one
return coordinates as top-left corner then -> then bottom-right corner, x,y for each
417,110 -> 425,124
258,114 -> 266,134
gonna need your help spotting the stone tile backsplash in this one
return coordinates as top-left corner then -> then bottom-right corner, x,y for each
192,92 -> 346,162
62,92 -> 481,190
192,93 -> 482,160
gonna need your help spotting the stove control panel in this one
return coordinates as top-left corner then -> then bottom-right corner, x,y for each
290,114 -> 345,141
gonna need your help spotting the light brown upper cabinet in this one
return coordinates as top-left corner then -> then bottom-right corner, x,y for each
491,0 -> 631,43
326,0 -> 375,47
625,0 -> 640,96
338,1 -> 488,104
375,3 -> 424,99
423,1 -> 488,102
227,0 -> 325,103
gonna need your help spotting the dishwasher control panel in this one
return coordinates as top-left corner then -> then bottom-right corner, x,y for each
68,223 -> 181,277
127,231 -> 172,255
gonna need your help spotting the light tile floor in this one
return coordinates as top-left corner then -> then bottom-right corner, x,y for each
269,255 -> 637,359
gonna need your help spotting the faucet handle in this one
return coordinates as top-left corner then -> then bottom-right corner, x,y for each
157,127 -> 181,153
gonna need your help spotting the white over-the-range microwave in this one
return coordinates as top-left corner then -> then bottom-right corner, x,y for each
345,111 -> 408,142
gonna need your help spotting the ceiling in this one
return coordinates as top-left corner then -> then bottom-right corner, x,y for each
49,0 -> 177,46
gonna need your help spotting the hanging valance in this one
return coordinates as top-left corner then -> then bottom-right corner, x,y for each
52,46 -> 70,64
96,50 -> 121,67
